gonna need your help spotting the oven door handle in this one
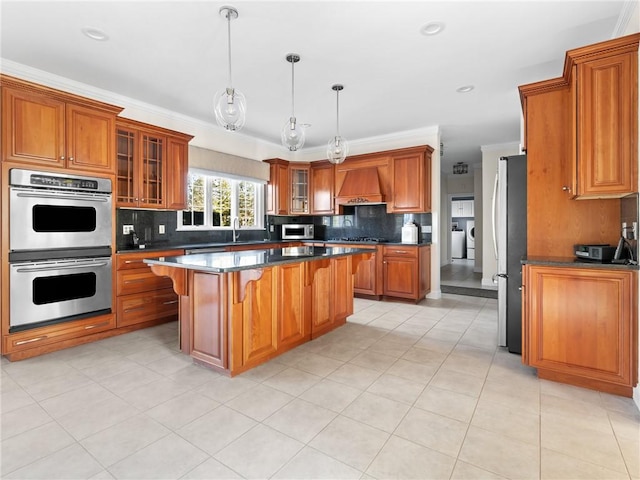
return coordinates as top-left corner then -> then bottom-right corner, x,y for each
14,262 -> 110,273
14,191 -> 110,203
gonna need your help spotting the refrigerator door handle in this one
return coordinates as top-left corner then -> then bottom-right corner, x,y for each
491,172 -> 499,260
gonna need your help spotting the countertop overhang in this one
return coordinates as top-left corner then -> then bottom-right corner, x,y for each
143,246 -> 372,273
522,256 -> 639,270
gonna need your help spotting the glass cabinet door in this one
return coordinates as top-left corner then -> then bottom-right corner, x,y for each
116,128 -> 136,206
139,133 -> 165,208
289,166 -> 309,214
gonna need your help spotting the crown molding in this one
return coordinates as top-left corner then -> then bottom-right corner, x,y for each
613,0 -> 638,38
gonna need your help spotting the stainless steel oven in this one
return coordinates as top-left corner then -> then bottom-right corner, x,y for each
9,168 -> 112,253
9,256 -> 112,331
8,168 -> 114,331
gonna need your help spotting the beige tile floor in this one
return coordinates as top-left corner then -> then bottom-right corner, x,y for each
1,295 -> 639,479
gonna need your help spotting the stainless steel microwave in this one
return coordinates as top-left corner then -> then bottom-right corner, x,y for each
281,224 -> 314,240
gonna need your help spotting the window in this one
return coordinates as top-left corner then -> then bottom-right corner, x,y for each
179,171 -> 264,230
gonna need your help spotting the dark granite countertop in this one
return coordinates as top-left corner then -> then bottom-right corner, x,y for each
117,240 -> 285,254
117,239 -> 431,254
522,256 -> 639,270
143,246 -> 372,273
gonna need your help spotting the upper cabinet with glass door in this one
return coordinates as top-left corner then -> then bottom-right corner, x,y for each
289,164 -> 310,214
116,118 -> 192,209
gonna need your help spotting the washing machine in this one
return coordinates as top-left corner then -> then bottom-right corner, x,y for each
466,220 -> 475,260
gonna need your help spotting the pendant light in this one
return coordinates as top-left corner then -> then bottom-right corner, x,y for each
281,54 -> 305,151
214,6 -> 246,131
327,84 -> 348,164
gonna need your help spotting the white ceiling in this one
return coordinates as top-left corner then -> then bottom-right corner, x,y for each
0,1 -> 631,172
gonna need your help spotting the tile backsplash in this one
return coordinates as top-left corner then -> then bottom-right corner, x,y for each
116,204 -> 432,250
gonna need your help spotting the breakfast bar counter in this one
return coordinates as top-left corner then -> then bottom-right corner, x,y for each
145,247 -> 371,375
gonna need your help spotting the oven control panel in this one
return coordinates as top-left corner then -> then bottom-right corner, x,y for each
30,174 -> 99,190
9,168 -> 112,193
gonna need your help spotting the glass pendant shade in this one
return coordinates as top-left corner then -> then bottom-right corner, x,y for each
214,87 -> 246,131
281,53 -> 305,151
281,116 -> 305,151
327,135 -> 348,164
327,84 -> 348,164
214,6 -> 246,132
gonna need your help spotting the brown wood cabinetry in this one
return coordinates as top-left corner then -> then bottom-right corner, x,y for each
323,243 -> 382,297
309,257 -> 354,337
265,145 -> 432,216
116,118 -> 192,209
382,245 -> 431,302
389,147 -> 433,213
265,159 -> 289,215
573,45 -> 638,198
310,161 -> 335,214
519,68 -> 620,258
165,136 -> 192,210
289,163 -> 310,214
115,249 -> 183,328
520,33 -> 638,202
1,75 -> 122,173
522,264 -> 637,396
150,252 -> 366,375
3,314 -> 116,358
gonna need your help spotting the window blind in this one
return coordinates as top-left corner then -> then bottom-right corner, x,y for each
188,145 -> 270,183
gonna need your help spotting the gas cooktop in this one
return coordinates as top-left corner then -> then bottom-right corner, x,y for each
327,237 -> 388,243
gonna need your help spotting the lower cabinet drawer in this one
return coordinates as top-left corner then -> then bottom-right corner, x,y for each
382,245 -> 418,258
116,269 -> 174,295
3,314 -> 116,354
117,289 -> 179,327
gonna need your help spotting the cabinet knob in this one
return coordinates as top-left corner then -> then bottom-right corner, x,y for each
562,186 -> 571,192
60,156 -> 65,160
69,156 -> 74,161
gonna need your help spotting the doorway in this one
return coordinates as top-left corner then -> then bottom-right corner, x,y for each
441,194 -> 492,297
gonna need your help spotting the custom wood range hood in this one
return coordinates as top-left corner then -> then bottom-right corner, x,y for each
334,167 -> 385,206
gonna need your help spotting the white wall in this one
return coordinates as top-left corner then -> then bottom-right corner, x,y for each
479,142 -> 520,289
439,172 -> 449,266
473,165 -> 483,273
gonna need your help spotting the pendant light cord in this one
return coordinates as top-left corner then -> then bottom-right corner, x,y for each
226,12 -> 233,88
290,60 -> 295,118
335,89 -> 340,137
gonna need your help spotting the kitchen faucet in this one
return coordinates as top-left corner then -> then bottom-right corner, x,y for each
232,217 -> 240,242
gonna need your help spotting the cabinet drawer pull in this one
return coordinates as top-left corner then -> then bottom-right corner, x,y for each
124,306 -> 146,313
162,300 -> 178,305
15,336 -> 48,345
124,278 -> 147,284
123,260 -> 141,264
85,321 -> 110,330
392,250 -> 408,254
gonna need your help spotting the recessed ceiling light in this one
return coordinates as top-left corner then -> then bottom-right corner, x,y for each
420,22 -> 445,36
81,27 -> 109,41
456,85 -> 475,93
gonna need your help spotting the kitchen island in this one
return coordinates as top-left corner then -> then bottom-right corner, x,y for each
145,246 -> 371,376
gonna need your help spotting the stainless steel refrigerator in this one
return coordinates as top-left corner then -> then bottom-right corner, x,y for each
493,154 -> 527,354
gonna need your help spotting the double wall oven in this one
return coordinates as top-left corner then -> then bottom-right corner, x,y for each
8,169 -> 113,332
